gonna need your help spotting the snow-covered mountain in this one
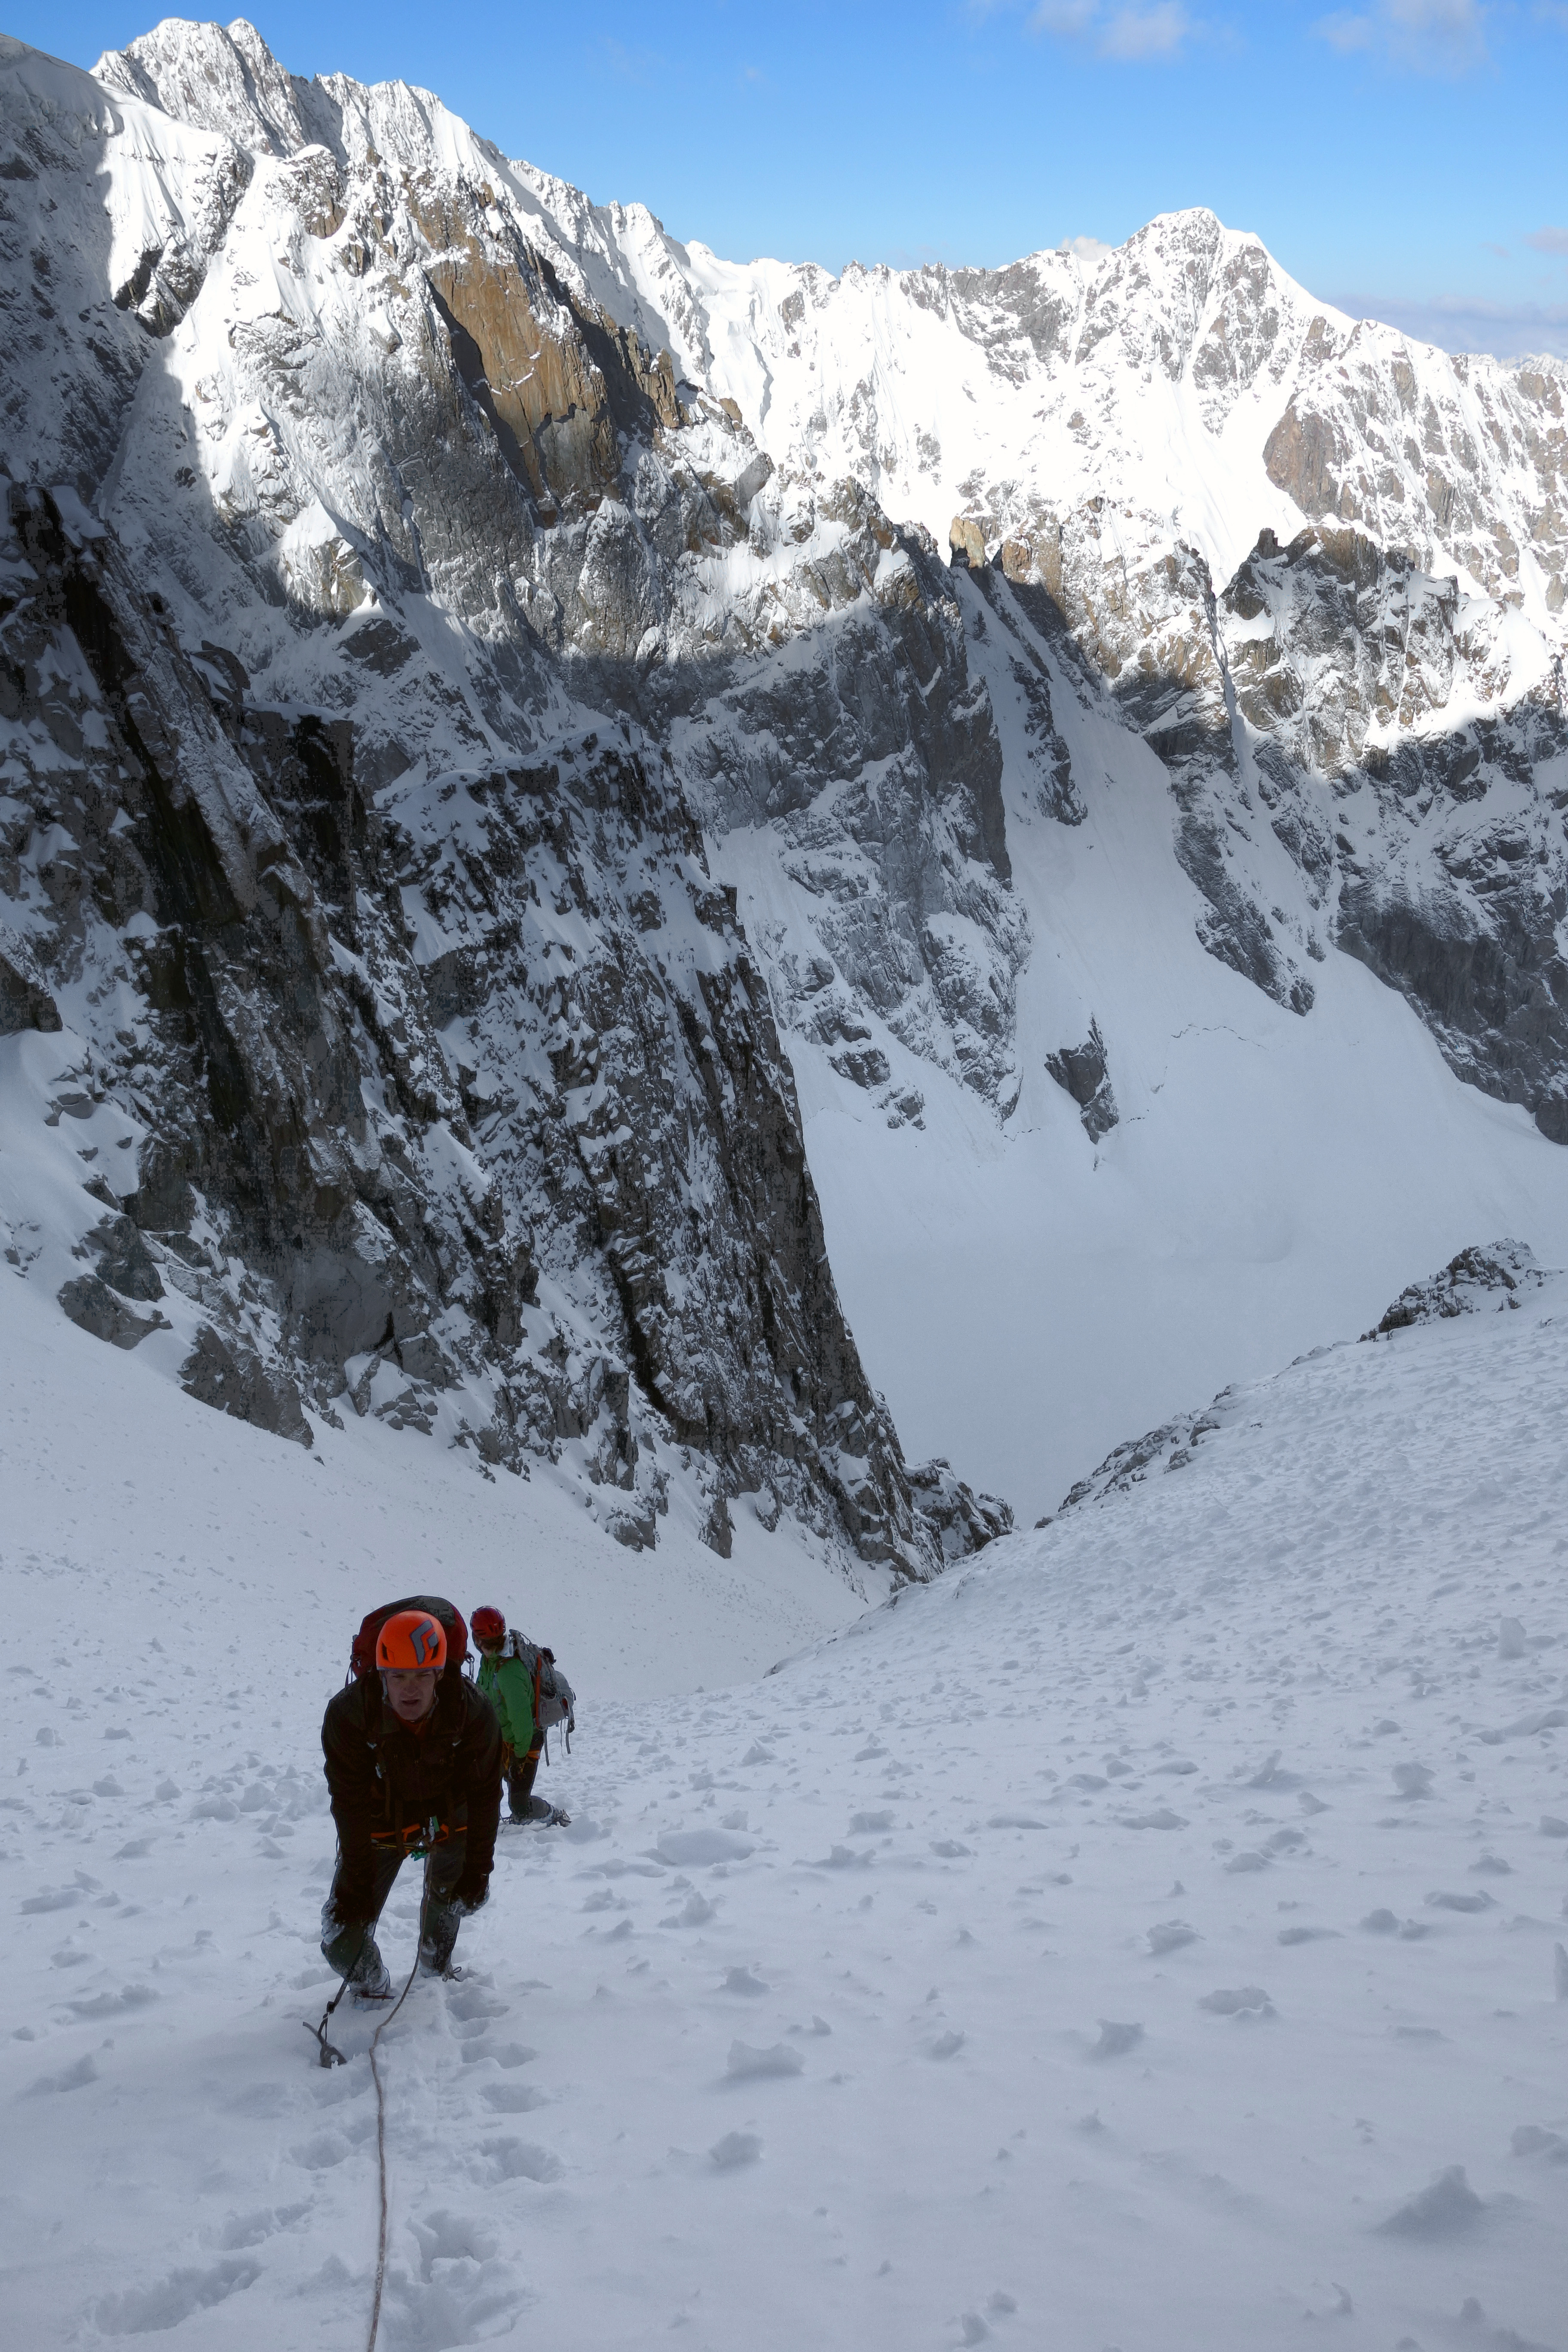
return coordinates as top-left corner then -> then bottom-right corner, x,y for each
4,17 -> 1568,1529
6,1226 -> 1567,2349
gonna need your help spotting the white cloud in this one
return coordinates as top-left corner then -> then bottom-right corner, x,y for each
1314,0 -> 1489,71
1332,286 -> 1568,360
1031,0 -> 1101,27
1099,3 -> 1192,55
1061,234 -> 1118,265
1029,0 -> 1197,59
1525,225 -> 1568,256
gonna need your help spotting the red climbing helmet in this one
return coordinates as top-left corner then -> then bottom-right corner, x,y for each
470,1605 -> 506,1648
376,1610 -> 447,1671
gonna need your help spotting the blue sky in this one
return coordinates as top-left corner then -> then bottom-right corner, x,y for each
19,0 -> 1568,355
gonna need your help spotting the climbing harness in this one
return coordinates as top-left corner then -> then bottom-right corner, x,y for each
301,1819 -> 441,2352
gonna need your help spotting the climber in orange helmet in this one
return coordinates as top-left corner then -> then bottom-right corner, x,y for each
318,1608 -> 502,1994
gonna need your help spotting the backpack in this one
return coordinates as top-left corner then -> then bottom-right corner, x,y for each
498,1630 -> 576,1755
348,1595 -> 470,1687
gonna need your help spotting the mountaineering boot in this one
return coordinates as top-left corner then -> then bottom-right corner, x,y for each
419,1907 -> 461,1978
348,1943 -> 392,2003
516,1794 -> 570,1826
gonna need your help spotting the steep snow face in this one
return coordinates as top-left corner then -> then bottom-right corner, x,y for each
5,1246 -> 1568,2349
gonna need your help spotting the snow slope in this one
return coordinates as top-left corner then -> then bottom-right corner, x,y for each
5,1239 -> 1567,2349
719,565 -> 1568,1520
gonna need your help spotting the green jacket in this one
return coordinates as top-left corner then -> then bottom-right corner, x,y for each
477,1646 -> 535,1755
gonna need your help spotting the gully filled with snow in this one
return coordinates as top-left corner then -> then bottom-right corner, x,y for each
4,1252 -> 1566,2350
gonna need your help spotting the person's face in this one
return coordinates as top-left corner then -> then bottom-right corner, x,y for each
382,1667 -> 439,1724
477,1636 -> 502,1660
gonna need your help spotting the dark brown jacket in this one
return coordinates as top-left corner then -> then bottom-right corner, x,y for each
322,1674 -> 501,1896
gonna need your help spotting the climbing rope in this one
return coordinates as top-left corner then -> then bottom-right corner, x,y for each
302,1828 -> 439,2352
364,1827 -> 438,2352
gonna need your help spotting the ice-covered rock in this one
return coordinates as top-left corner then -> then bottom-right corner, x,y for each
1362,1240 -> 1556,1338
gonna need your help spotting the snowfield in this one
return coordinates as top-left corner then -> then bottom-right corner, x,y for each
4,1248 -> 1567,2350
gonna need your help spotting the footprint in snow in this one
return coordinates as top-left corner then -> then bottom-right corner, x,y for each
1361,1908 -> 1412,1935
89,2259 -> 260,2336
66,1984 -> 156,2016
478,2137 -> 560,2184
1198,1986 -> 1274,2017
1146,1921 -> 1198,1954
710,2130 -> 763,2168
1427,1890 -> 1493,1913
725,2040 -> 803,2080
1091,2021 -> 1143,2058
1376,2165 -> 1484,2238
25,2052 -> 98,2095
929,2030 -> 965,2059
214,2204 -> 311,2252
723,1966 -> 769,1996
387,2213 -> 521,2342
661,1892 -> 717,1926
480,2081 -> 548,2113
656,1828 -> 754,1867
459,2040 -> 537,2069
445,1982 -> 508,2023
1510,2125 -> 1568,2161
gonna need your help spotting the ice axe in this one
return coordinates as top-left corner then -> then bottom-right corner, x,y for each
305,1966 -> 354,2068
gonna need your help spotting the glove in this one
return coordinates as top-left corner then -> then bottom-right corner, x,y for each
452,1877 -> 490,1916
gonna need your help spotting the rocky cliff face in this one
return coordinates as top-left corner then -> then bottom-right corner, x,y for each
0,26 -> 1017,1576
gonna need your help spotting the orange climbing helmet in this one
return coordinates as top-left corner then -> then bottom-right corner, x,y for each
376,1609 -> 447,1672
